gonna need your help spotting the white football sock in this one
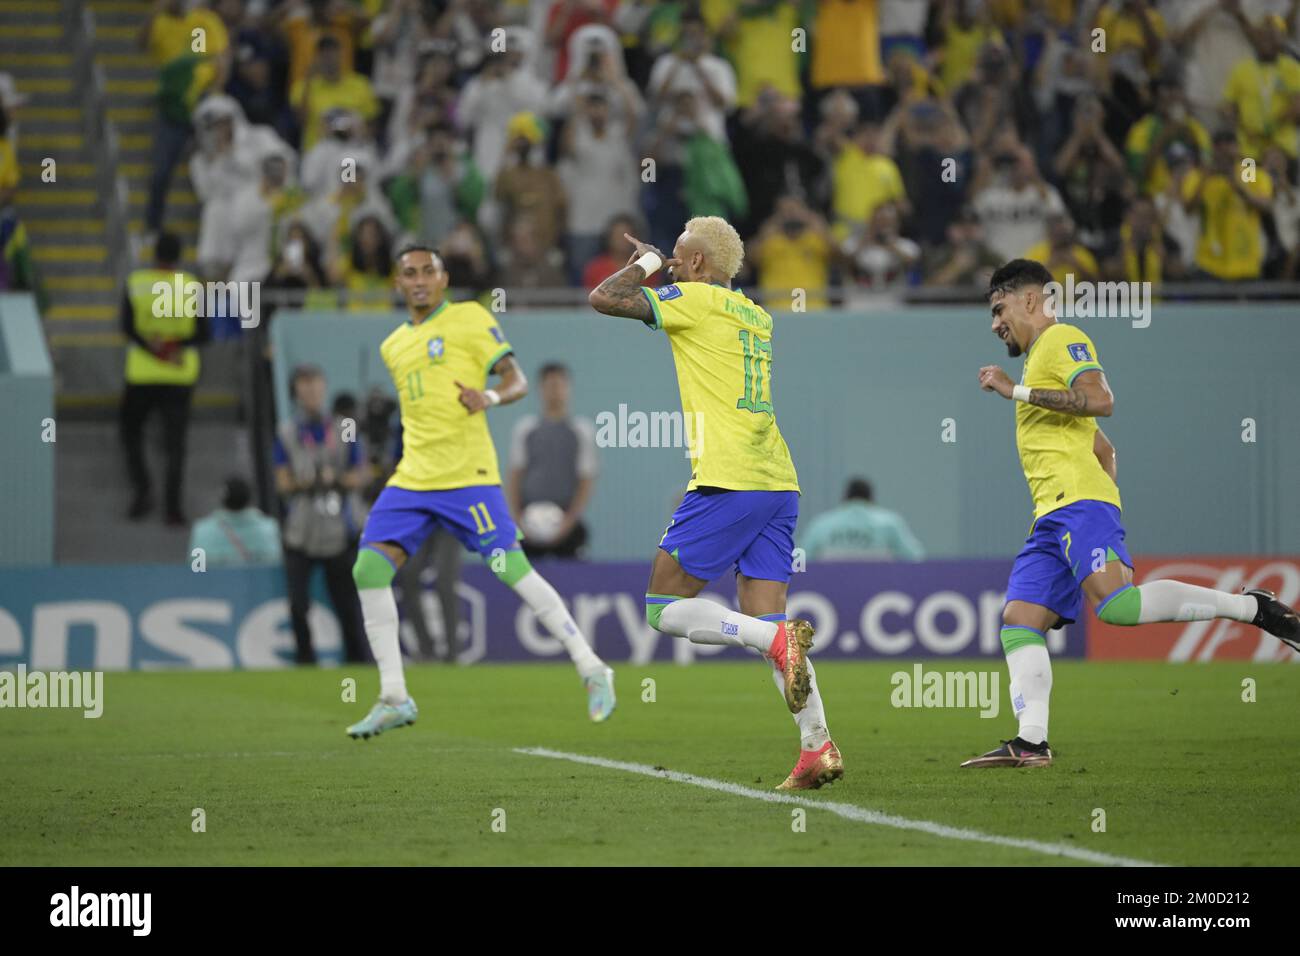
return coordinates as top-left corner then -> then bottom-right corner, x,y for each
771,659 -> 830,750
658,597 -> 779,653
1134,580 -> 1258,623
1006,643 -> 1052,745
358,587 -> 407,705
513,570 -> 605,678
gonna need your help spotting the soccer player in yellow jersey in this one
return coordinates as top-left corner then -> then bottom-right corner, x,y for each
589,217 -> 842,791
965,259 -> 1299,768
345,247 -> 615,739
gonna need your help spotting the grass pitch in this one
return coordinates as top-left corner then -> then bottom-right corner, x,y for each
1,660 -> 1296,866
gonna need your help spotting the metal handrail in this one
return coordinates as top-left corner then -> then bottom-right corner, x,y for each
243,281 -> 1300,314
66,0 -> 131,286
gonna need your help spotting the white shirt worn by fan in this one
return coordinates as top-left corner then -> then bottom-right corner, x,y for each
971,181 -> 1067,263
1159,0 -> 1296,123
647,53 -> 737,143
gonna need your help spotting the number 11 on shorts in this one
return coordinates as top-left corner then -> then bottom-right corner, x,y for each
469,502 -> 496,534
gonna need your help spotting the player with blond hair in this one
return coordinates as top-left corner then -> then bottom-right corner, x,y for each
588,217 -> 842,790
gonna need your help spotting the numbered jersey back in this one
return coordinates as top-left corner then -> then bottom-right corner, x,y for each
640,282 -> 800,493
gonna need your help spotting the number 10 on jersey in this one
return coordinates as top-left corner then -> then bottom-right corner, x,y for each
736,329 -> 773,415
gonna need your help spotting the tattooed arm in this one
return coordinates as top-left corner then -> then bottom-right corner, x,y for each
588,234 -> 680,323
588,263 -> 656,322
1029,369 -> 1114,417
978,367 -> 1115,417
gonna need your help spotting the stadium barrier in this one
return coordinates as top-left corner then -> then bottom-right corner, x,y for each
251,282 -> 1300,311
0,294 -> 55,567
270,305 -> 1300,562
2,557 -> 1296,670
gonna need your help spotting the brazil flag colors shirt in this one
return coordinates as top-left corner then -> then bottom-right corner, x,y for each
1015,322 -> 1121,521
640,282 -> 799,493
381,300 -> 513,491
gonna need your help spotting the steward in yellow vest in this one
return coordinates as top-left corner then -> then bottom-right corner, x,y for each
123,268 -> 202,384
119,232 -> 210,524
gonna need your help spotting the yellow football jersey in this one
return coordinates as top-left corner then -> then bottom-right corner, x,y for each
381,299 -> 513,490
1016,322 -> 1121,521
640,282 -> 799,492
1182,168 -> 1273,280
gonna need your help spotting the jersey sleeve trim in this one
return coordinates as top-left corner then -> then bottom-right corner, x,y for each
485,343 -> 513,374
1065,363 -> 1103,387
640,287 -> 663,330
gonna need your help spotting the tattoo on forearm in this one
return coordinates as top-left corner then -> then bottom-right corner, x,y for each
1030,387 -> 1089,414
592,266 -> 652,321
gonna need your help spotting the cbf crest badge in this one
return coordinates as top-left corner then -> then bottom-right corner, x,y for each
428,336 -> 446,362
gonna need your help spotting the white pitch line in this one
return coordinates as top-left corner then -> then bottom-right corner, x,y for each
514,746 -> 1163,868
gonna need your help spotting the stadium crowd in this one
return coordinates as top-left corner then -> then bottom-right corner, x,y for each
120,0 -> 1300,314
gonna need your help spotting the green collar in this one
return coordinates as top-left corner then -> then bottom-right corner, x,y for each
409,299 -> 450,327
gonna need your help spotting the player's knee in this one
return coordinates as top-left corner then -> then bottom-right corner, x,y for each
645,601 -> 666,631
353,546 -> 397,591
999,624 -> 1046,655
492,548 -> 533,588
1096,584 -> 1141,625
644,596 -> 681,631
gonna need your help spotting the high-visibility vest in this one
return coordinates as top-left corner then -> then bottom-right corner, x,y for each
123,269 -> 202,385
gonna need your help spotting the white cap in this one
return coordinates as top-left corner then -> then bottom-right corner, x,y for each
0,73 -> 29,110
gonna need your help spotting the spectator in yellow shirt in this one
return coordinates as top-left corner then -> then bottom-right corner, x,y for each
0,123 -> 17,207
716,1 -> 804,108
331,214 -> 395,312
1222,15 -> 1300,160
278,0 -> 367,89
291,34 -> 379,151
1,101 -> 35,294
1022,214 -> 1100,285
753,196 -> 833,311
935,0 -> 1003,94
832,122 -> 908,240
139,0 -> 229,71
811,0 -> 885,91
138,0 -> 230,233
1125,75 -> 1211,196
1111,195 -> 1169,286
1093,1 -> 1166,74
1182,131 -> 1274,280
987,0 -> 1074,32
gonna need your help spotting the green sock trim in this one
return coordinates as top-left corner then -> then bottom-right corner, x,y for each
646,603 -> 666,630
353,546 -> 397,589
493,548 -> 532,587
1097,584 -> 1141,625
1000,626 -> 1047,654
644,594 -> 684,631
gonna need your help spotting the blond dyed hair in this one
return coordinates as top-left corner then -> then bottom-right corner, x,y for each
684,216 -> 745,280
